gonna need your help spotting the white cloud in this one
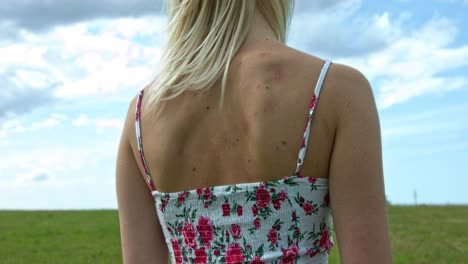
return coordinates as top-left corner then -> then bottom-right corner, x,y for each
30,118 -> 58,130
290,0 -> 400,57
0,118 -> 26,138
1,16 -> 164,117
72,114 -> 91,127
94,118 -> 124,130
289,1 -> 468,109
0,113 -> 67,138
379,77 -> 466,109
318,14 -> 468,109
72,114 -> 123,130
0,141 -> 118,176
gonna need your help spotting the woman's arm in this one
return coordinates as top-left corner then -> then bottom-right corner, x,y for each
116,98 -> 169,264
328,64 -> 393,263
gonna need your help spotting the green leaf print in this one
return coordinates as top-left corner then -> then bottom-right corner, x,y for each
255,244 -> 264,256
284,177 -> 299,186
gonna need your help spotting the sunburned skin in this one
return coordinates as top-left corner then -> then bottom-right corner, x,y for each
273,64 -> 284,82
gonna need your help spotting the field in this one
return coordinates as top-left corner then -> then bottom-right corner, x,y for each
0,206 -> 467,263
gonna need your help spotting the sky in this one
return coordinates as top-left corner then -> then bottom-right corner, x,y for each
0,0 -> 467,210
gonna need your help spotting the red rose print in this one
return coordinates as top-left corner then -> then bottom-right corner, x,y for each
250,256 -> 265,264
295,227 -> 301,236
196,217 -> 214,248
270,188 -> 276,192
214,249 -> 220,256
281,244 -> 299,264
160,200 -> 167,211
203,188 -> 211,200
237,205 -> 243,216
308,177 -> 318,183
256,185 -> 271,208
204,202 -> 209,208
299,196 -> 305,203
177,192 -> 185,204
320,229 -> 331,249
306,248 -> 320,257
246,245 -> 252,251
231,224 -> 241,239
292,211 -> 297,222
273,199 -> 282,210
225,243 -> 245,264
253,218 -> 261,230
303,203 -> 314,214
222,203 -> 231,216
279,190 -> 287,201
324,193 -> 330,207
193,247 -> 208,264
183,222 -> 197,249
171,238 -> 182,264
252,204 -> 259,217
268,229 -> 278,245
196,188 -> 203,195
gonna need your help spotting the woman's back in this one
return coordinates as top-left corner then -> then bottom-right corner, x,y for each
133,45 -> 336,193
116,1 -> 392,263
133,47 -> 336,263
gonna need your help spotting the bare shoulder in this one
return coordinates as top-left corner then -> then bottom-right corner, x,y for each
284,46 -> 376,122
325,62 -> 375,111
294,48 -> 374,103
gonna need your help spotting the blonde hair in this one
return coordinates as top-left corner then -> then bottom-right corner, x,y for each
144,0 -> 294,116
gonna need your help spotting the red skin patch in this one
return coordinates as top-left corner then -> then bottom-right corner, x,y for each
274,65 -> 284,81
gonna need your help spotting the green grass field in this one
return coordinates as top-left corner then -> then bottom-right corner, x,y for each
0,206 -> 467,263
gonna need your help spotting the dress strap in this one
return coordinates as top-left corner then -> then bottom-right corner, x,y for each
135,89 -> 157,192
294,59 -> 332,176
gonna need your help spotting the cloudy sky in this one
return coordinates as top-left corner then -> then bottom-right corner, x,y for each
0,0 -> 467,209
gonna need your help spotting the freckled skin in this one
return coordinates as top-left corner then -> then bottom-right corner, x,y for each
132,44 -> 336,193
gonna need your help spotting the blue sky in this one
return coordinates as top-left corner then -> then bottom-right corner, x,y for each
0,0 -> 467,209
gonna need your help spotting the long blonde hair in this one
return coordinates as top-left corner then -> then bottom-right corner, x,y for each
144,0 -> 294,116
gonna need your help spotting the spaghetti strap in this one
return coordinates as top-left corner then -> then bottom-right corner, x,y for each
135,89 -> 157,192
294,59 -> 332,176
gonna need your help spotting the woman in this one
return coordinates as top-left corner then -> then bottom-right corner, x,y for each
116,0 -> 393,263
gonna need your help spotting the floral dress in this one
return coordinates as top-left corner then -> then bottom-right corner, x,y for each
135,60 -> 334,264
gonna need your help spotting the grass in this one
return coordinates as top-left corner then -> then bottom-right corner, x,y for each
0,206 -> 467,263
0,210 -> 121,264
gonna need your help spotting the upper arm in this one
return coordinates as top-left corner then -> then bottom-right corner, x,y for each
328,64 -> 393,263
116,97 -> 169,263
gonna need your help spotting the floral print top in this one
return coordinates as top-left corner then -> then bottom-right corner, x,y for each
135,60 -> 334,264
